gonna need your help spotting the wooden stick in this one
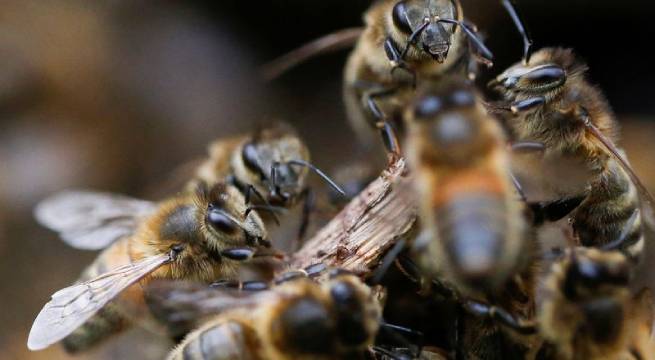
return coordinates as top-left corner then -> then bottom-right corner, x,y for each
290,158 -> 418,275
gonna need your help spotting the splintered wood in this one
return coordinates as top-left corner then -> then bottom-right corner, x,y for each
291,158 -> 417,274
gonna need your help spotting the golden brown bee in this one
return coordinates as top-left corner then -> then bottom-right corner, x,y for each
404,77 -> 529,294
490,47 -> 655,262
343,0 -> 497,152
151,273 -> 382,360
536,248 -> 652,360
189,123 -> 344,239
28,182 -> 272,353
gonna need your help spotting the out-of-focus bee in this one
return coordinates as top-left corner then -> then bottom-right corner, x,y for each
28,182 -> 273,353
490,46 -> 655,263
150,272 -> 383,360
189,123 -> 344,240
404,77 -> 529,294
343,0 -> 500,153
535,248 -> 652,360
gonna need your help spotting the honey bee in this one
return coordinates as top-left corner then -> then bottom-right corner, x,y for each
536,248 -> 651,360
189,123 -> 344,240
403,77 -> 529,294
28,182 -> 272,352
343,0 -> 498,152
490,46 -> 655,262
150,272 -> 383,360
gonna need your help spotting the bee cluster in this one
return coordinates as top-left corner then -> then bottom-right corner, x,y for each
27,1 -> 655,359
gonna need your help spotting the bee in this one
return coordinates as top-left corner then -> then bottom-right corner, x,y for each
343,0 -> 499,153
535,248 -> 651,360
403,77 -> 529,294
28,182 -> 272,352
150,272 -> 383,360
189,123 -> 344,240
490,46 -> 655,262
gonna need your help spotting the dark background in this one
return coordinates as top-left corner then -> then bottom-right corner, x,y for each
1,1 -> 654,359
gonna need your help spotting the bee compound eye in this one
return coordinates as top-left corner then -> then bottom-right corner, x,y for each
392,1 -> 413,34
241,142 -> 264,176
207,209 -> 239,234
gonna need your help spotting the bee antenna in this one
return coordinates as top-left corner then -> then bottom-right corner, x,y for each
400,20 -> 430,59
245,205 -> 285,225
379,320 -> 424,357
287,160 -> 346,196
437,18 -> 493,65
244,184 -> 281,226
501,0 -> 533,64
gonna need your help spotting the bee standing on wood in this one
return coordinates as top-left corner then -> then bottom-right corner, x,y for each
490,46 -> 655,263
28,183 -> 272,352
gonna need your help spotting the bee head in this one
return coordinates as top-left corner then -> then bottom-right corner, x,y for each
490,48 -> 587,102
195,183 -> 268,251
235,123 -> 309,205
388,0 -> 460,63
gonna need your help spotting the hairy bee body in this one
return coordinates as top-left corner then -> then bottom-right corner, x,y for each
30,184 -> 270,352
536,248 -> 649,360
167,275 -> 382,360
493,47 -> 645,261
406,79 -> 528,294
344,0 -> 479,148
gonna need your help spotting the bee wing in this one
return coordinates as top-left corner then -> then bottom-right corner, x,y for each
27,253 -> 172,351
147,281 -> 275,336
34,190 -> 156,250
585,123 -> 655,228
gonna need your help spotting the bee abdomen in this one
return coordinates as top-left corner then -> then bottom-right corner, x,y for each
62,303 -> 129,353
437,194 -> 509,288
574,161 -> 643,261
172,321 -> 252,360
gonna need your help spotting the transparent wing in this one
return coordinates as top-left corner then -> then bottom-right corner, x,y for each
27,253 -> 172,350
585,122 -> 655,228
147,281 -> 275,337
34,190 -> 156,250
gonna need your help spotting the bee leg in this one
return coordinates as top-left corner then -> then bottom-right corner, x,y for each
291,187 -> 315,251
380,322 -> 425,357
303,262 -> 327,277
462,300 -> 537,335
371,238 -> 407,284
510,97 -> 545,114
220,248 -> 255,261
274,270 -> 309,285
362,87 -> 402,156
528,195 -> 587,225
384,37 -> 416,87
210,280 -> 270,291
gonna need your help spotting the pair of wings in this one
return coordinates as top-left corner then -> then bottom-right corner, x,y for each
28,191 -> 165,350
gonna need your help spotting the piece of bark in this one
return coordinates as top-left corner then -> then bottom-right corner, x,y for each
291,158 -> 418,275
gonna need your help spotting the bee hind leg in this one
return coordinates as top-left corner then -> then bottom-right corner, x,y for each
462,300 -> 537,335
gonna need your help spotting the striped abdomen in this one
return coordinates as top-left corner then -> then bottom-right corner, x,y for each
170,320 -> 256,360
573,159 -> 643,262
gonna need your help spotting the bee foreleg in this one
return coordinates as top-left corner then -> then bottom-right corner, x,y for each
362,87 -> 402,155
510,97 -> 545,114
462,300 -> 537,335
528,195 -> 587,225
294,187 -> 315,250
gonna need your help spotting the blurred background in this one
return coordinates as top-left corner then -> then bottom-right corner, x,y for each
1,0 -> 653,359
